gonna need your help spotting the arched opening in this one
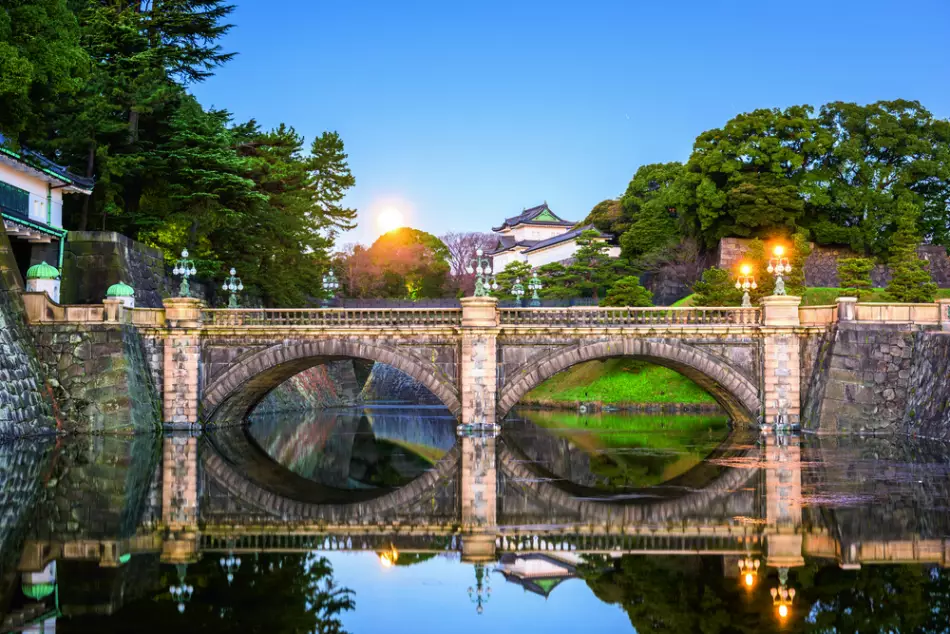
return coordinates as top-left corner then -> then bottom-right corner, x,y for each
496,340 -> 760,500
200,340 -> 462,517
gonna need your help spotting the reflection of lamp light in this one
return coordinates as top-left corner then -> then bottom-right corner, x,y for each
770,567 -> 796,621
467,563 -> 492,615
378,545 -> 399,568
169,563 -> 194,613
737,556 -> 760,588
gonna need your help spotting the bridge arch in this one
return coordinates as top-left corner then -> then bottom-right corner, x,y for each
201,340 -> 461,424
497,338 -> 760,423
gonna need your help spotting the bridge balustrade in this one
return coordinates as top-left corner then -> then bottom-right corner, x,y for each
498,306 -> 761,328
201,307 -> 463,328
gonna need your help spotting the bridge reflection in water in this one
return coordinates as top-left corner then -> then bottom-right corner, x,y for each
2,407 -> 950,632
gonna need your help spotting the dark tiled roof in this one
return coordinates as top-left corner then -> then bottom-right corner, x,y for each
488,236 -> 538,255
492,203 -> 575,232
0,133 -> 95,191
522,224 -> 610,253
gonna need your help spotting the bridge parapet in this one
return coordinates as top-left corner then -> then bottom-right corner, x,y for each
201,306 -> 462,329
499,306 -> 761,328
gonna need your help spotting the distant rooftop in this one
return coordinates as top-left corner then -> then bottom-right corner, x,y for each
492,203 -> 575,232
0,133 -> 95,192
522,224 -> 609,253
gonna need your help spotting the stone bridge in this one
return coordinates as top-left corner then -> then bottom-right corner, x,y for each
23,292 -> 950,433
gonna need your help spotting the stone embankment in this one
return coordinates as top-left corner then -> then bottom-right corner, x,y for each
253,360 -> 370,414
802,323 -> 950,440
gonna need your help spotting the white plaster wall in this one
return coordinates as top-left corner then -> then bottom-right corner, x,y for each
512,224 -> 570,242
525,240 -> 578,267
0,162 -> 64,227
492,250 -> 525,272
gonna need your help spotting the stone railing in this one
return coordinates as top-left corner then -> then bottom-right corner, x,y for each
499,306 -> 761,327
852,302 -> 941,325
798,305 -> 837,327
201,307 -> 463,329
22,292 -> 165,326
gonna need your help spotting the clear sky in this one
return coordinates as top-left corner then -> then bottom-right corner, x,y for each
191,0 -> 950,245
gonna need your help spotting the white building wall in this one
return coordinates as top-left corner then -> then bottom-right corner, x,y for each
512,224 -> 570,242
0,162 -> 65,228
492,250 -> 526,272
524,240 -> 579,267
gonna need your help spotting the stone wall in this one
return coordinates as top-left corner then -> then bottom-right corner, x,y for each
360,362 -> 444,404
904,331 -> 950,441
33,324 -> 162,433
802,323 -> 918,433
0,231 -> 56,439
61,232 -> 168,308
254,360 -> 366,414
717,238 -> 950,288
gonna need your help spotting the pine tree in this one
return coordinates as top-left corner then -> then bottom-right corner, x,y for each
308,131 -> 357,236
837,258 -> 875,300
601,276 -> 653,307
885,200 -> 937,302
495,261 -> 533,300
691,268 -> 743,306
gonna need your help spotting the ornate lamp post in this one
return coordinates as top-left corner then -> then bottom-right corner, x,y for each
735,263 -> 757,308
173,249 -> 197,298
511,278 -> 525,307
465,249 -> 497,297
322,270 -> 339,308
527,273 -> 542,307
770,568 -> 796,622
467,563 -> 492,615
219,551 -> 242,585
169,563 -> 194,613
737,556 -> 760,588
767,245 -> 791,296
221,268 -> 244,308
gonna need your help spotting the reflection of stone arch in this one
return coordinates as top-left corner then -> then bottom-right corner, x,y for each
201,340 -> 460,423
497,431 -> 759,523
201,437 -> 461,521
498,339 -> 760,422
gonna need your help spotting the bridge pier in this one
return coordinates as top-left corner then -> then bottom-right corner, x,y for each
460,297 -> 499,427
162,298 -> 203,428
459,433 -> 498,562
761,296 -> 802,429
160,436 -> 200,563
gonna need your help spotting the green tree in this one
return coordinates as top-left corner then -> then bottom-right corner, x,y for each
817,100 -> 950,254
680,105 -> 831,248
353,228 -> 450,299
584,198 -> 627,236
837,258 -> 875,300
0,0 -> 87,140
618,162 -> 687,259
539,230 -> 630,300
494,260 -> 533,300
691,268 -> 743,307
601,276 -> 653,307
308,131 -> 357,235
885,200 -> 937,302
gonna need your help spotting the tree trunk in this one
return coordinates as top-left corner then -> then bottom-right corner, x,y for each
78,143 -> 95,231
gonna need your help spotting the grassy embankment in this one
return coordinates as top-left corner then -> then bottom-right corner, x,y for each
673,287 -> 950,307
523,358 -> 717,407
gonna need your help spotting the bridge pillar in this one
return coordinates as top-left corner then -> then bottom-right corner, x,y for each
761,296 -> 802,429
460,297 -> 499,426
160,435 -> 200,563
459,433 -> 498,562
162,298 -> 203,428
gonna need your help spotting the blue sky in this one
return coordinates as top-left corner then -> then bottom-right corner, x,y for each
191,0 -> 950,245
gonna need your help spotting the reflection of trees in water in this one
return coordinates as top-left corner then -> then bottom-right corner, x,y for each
581,555 -> 950,634
502,412 -> 731,490
248,407 -> 457,490
65,552 -> 354,633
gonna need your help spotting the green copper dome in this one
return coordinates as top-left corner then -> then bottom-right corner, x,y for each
22,581 -> 55,600
25,262 -> 59,280
106,281 -> 135,297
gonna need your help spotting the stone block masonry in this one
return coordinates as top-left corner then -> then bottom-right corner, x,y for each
62,231 -> 168,308
904,331 -> 950,441
0,231 -> 55,439
32,323 -> 162,433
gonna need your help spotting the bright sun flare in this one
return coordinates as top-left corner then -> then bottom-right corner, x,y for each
377,207 -> 405,234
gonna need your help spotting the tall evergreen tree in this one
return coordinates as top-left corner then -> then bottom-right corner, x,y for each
885,199 -> 937,302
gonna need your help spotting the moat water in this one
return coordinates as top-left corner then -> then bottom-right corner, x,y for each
2,405 -> 949,633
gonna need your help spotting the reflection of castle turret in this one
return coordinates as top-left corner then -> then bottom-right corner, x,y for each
495,553 -> 580,598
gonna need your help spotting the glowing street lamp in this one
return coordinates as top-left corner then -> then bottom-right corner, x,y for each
322,270 -> 339,308
511,278 -> 525,307
221,267 -> 244,308
465,249 -> 498,297
735,263 -> 757,308
527,273 -> 542,308
172,249 -> 197,298
737,556 -> 760,588
169,563 -> 194,613
770,568 -> 796,622
767,245 -> 791,296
